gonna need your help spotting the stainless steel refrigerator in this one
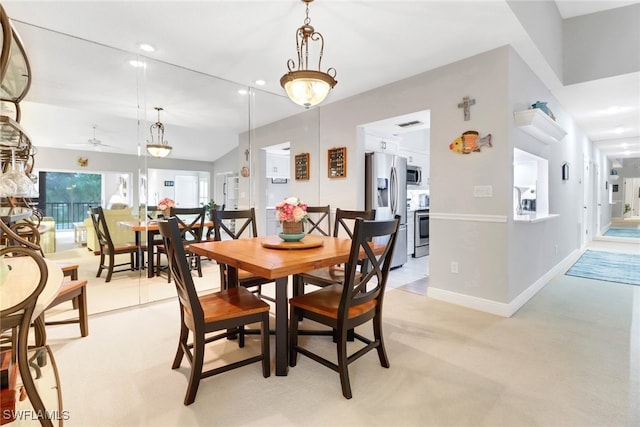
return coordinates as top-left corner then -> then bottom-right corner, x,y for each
365,152 -> 407,268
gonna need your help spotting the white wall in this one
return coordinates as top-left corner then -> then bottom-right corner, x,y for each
507,48 -> 586,304
238,45 -> 597,317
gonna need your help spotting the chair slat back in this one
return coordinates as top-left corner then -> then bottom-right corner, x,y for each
169,207 -> 206,243
305,205 -> 331,236
157,219 -> 203,322
143,205 -> 160,220
334,209 -> 376,239
212,208 -> 258,241
89,206 -> 114,252
204,205 -> 225,240
340,216 -> 400,316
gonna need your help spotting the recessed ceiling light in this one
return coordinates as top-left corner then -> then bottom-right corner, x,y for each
138,43 -> 156,52
238,89 -> 248,95
129,59 -> 147,68
255,79 -> 266,86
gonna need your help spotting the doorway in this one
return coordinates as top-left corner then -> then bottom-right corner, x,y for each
623,177 -> 640,218
175,175 -> 198,207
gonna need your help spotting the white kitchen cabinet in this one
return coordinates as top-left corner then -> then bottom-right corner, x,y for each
266,153 -> 290,179
364,133 -> 400,154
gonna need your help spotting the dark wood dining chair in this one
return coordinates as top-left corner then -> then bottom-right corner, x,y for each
156,206 -> 206,282
293,208 -> 376,297
289,215 -> 400,399
305,205 -> 331,236
89,206 -> 141,282
212,208 -> 275,300
157,218 -> 270,406
204,204 -> 225,242
143,205 -> 160,220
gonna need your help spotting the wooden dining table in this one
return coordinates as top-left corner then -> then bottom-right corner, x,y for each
189,234 -> 378,376
118,219 -> 212,278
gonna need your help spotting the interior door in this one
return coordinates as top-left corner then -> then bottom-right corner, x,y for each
174,175 -> 198,207
582,156 -> 593,248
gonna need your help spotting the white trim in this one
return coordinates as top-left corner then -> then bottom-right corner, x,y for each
427,287 -> 510,317
429,212 -> 508,223
427,249 -> 579,317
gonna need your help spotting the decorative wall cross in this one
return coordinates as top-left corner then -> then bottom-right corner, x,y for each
458,96 -> 476,121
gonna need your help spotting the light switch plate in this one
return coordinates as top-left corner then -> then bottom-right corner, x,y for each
474,185 -> 493,197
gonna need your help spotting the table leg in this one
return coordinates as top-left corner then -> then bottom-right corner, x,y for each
275,276 -> 288,376
133,231 -> 141,270
147,230 -> 155,278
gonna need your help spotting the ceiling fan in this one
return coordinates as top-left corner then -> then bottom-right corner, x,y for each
67,125 -> 115,150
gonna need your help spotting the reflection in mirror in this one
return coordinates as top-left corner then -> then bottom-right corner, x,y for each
8,19 -> 321,316
13,21 -> 143,314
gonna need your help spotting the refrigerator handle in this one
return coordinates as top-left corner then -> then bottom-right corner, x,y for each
390,166 -> 397,215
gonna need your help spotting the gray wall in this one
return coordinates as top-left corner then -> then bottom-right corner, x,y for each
564,4 -> 640,84
34,146 -> 214,209
237,45 -> 599,316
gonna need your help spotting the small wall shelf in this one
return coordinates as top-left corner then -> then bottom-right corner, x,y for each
514,109 -> 567,144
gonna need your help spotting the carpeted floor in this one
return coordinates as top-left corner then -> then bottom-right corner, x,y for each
565,249 -> 640,286
604,227 -> 640,238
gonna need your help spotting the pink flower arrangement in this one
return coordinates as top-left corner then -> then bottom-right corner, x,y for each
276,197 -> 308,223
157,197 -> 175,211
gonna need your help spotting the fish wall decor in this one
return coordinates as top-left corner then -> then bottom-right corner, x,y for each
449,130 -> 492,154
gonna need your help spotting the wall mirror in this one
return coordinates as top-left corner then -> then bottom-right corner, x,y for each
9,18 -> 321,315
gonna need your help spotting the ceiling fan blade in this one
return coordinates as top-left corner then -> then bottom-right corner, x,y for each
94,143 -> 115,149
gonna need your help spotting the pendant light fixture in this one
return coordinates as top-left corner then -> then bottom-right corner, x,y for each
280,0 -> 337,109
146,107 -> 172,158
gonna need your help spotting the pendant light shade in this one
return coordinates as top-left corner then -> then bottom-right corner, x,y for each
146,107 -> 172,157
280,0 -> 337,109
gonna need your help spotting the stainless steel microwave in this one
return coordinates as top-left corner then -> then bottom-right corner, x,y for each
407,165 -> 422,185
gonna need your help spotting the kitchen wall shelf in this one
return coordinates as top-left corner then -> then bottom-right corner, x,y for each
514,108 -> 567,144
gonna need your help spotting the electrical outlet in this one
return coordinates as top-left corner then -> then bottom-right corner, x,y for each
474,185 -> 493,197
451,261 -> 459,273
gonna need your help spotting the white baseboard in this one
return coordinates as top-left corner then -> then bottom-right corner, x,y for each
427,249 -> 579,317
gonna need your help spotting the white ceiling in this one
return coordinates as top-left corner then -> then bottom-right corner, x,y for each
2,0 -> 639,163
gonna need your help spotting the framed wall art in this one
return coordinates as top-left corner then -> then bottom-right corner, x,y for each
295,153 -> 310,180
328,147 -> 346,178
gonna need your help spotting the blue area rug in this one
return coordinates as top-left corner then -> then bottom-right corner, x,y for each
565,250 -> 640,286
603,227 -> 640,238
